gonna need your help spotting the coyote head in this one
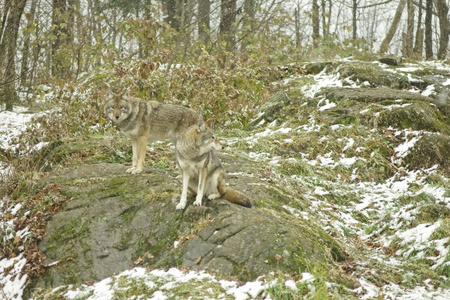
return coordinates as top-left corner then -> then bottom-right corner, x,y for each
196,120 -> 223,153
104,91 -> 132,123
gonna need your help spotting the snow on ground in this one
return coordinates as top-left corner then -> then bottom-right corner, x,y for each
0,106 -> 49,178
0,107 -> 37,151
1,106 -> 42,300
33,267 -> 315,299
242,119 -> 450,298
0,199 -> 29,300
239,60 -> 450,299
0,254 -> 28,300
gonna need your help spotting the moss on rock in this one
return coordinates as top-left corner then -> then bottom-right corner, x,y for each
337,62 -> 409,88
404,134 -> 450,175
377,102 -> 450,134
30,154 -> 346,290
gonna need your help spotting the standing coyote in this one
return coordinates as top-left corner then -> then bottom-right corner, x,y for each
175,120 -> 252,210
104,90 -> 200,174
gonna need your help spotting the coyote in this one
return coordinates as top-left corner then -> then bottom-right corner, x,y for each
104,90 -> 200,174
175,120 -> 251,210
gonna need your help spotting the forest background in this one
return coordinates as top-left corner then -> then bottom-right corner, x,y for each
0,0 -> 449,112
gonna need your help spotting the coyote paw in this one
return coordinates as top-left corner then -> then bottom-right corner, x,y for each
207,193 -> 221,200
193,199 -> 202,206
126,167 -> 136,174
131,168 -> 143,174
176,200 -> 186,210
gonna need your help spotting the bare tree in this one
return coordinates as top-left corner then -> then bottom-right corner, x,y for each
242,0 -> 255,50
379,0 -> 406,54
312,0 -> 320,47
436,0 -> 449,59
424,0 -> 432,59
164,0 -> 181,30
52,0 -> 76,77
413,0 -> 423,56
352,0 -> 357,40
20,0 -> 38,86
220,0 -> 237,50
0,0 -> 28,111
198,0 -> 210,45
403,0 -> 414,57
295,4 -> 301,48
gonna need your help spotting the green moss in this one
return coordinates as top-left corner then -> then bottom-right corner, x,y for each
276,158 -> 312,177
410,67 -> 450,77
112,277 -> 155,299
404,134 -> 450,175
137,218 -> 182,267
284,77 -> 314,99
430,218 -> 450,240
284,132 -> 321,158
153,156 -> 170,170
415,205 -> 450,224
116,231 -> 134,251
401,262 -> 439,289
397,192 -> 435,206
119,205 -> 140,224
323,191 -> 358,206
256,185 -> 300,211
47,217 -> 90,251
169,279 -> 230,299
337,62 -> 409,88
378,101 -> 450,134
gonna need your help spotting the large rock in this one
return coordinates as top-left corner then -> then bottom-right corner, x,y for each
32,161 -> 345,289
321,87 -> 433,103
319,87 -> 450,134
337,62 -> 409,88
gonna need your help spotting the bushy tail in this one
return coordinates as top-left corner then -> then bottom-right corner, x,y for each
223,188 -> 252,208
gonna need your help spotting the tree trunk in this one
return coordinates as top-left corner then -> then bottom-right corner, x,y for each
326,0 -> 332,37
242,0 -> 255,50
352,0 -> 357,40
424,0 -> 433,59
312,0 -> 320,47
0,0 -> 27,111
413,0 -> 423,56
404,0 -> 414,57
0,0 -> 11,66
29,0 -> 43,88
321,0 -> 326,37
436,0 -> 449,59
20,0 -> 38,86
164,0 -> 180,30
295,6 -> 301,48
52,0 -> 72,77
219,0 -> 236,51
198,0 -> 210,45
379,0 -> 406,54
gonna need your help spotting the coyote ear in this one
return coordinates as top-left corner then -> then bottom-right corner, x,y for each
103,103 -> 110,114
197,121 -> 205,132
205,119 -> 213,128
106,90 -> 114,99
123,90 -> 130,99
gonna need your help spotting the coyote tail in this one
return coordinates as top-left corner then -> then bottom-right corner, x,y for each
223,188 -> 252,208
